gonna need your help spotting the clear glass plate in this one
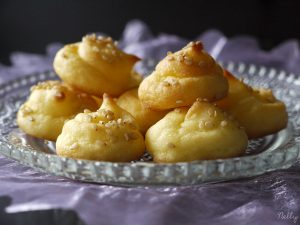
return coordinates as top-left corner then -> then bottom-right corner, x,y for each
0,61 -> 300,186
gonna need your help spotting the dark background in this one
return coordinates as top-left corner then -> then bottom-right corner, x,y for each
1,0 -> 300,65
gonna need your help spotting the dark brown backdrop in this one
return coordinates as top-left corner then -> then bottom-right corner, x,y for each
0,0 -> 299,64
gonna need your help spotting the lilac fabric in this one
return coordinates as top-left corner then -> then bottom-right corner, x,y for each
1,20 -> 300,225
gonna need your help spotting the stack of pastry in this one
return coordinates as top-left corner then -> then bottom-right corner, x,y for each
17,34 -> 288,163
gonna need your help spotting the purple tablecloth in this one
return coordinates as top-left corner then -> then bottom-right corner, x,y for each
1,20 -> 300,225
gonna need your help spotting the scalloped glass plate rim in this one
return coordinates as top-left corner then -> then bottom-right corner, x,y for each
0,61 -> 299,186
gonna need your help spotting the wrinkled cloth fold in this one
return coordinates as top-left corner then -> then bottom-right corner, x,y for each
0,20 -> 300,225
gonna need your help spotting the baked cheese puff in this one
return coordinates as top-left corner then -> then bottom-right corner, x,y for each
146,101 -> 248,163
56,94 -> 145,162
53,34 -> 142,96
17,81 -> 100,141
216,71 -> 288,139
117,88 -> 169,134
138,41 -> 228,110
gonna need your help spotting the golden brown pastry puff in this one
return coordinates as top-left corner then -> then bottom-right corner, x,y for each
117,88 -> 169,134
216,71 -> 288,139
17,81 -> 100,141
138,41 -> 228,110
146,100 -> 248,163
53,34 -> 142,96
56,94 -> 145,162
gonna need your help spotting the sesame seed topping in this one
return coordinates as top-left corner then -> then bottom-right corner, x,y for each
220,120 -> 228,127
93,124 -> 98,131
199,121 -> 205,129
21,105 -> 33,115
214,110 -> 218,117
162,81 -> 171,87
124,132 -> 138,141
207,109 -> 214,117
92,46 -> 99,52
167,56 -> 174,61
183,56 -> 193,65
178,54 -> 184,62
54,91 -> 65,100
176,100 -> 183,104
69,143 -> 78,150
117,118 -> 122,124
84,109 -> 91,113
165,78 -> 179,86
124,133 -> 130,141
83,115 -> 92,122
204,121 -> 214,128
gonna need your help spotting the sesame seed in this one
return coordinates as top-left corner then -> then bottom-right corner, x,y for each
124,132 -> 138,141
93,124 -> 98,131
21,105 -> 33,115
167,56 -> 174,61
176,100 -> 183,104
205,121 -> 214,128
117,118 -> 122,124
124,133 -> 130,141
214,110 -> 218,117
84,115 -> 92,122
220,120 -> 228,127
69,143 -> 78,150
162,81 -> 171,87
99,121 -> 105,125
97,35 -> 104,40
84,109 -> 91,113
54,92 -> 65,100
92,46 -> 99,52
105,115 -> 114,120
166,78 -> 179,86
183,56 -> 193,65
199,121 -> 205,129
178,55 -> 184,62
207,109 -> 214,117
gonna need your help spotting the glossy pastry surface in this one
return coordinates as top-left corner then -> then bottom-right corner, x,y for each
17,81 -> 99,141
56,94 -> 145,162
216,71 -> 288,138
117,88 -> 168,134
54,34 -> 142,96
138,41 -> 228,110
146,100 -> 248,163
